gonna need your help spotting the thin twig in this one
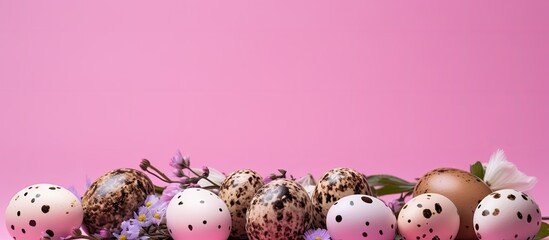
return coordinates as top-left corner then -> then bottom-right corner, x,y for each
186,167 -> 220,187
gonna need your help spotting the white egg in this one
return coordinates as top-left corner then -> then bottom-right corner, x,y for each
474,189 -> 541,240
326,194 -> 396,240
5,184 -> 84,240
397,193 -> 460,240
166,188 -> 231,240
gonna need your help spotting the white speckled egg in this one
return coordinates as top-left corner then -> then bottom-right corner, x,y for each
312,168 -> 371,228
166,188 -> 231,240
326,195 -> 396,240
5,184 -> 84,240
246,179 -> 314,240
474,189 -> 541,240
397,193 -> 460,240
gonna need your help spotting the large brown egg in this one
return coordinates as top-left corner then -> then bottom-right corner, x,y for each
413,168 -> 492,240
218,169 -> 264,239
246,179 -> 314,240
81,168 -> 154,234
311,167 -> 371,228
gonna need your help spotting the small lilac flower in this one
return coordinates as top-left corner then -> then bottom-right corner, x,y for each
387,198 -> 405,216
134,206 -> 154,227
66,186 -> 80,200
304,228 -> 331,240
143,195 -> 159,208
169,150 -> 190,170
202,166 -> 210,177
160,183 -> 182,203
149,202 -> 168,225
85,176 -> 92,189
113,219 -> 143,240
172,168 -> 185,178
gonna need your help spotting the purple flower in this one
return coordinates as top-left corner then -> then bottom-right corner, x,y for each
66,186 -> 80,200
134,206 -> 153,227
304,228 -> 331,240
160,183 -> 182,203
113,219 -> 146,240
202,166 -> 210,177
172,168 -> 185,178
133,195 -> 167,226
143,195 -> 159,208
169,150 -> 190,170
149,202 -> 167,225
85,176 -> 92,189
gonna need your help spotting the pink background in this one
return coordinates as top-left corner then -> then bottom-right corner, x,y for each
1,1 -> 548,237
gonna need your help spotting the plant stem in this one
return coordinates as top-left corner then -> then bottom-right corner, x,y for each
148,162 -> 174,183
154,185 -> 166,195
186,167 -> 220,187
144,170 -> 173,184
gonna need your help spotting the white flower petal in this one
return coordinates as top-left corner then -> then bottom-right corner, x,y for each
483,149 -> 537,192
296,174 -> 316,199
192,167 -> 226,187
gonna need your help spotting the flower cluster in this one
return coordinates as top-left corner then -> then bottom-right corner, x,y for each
112,195 -> 167,240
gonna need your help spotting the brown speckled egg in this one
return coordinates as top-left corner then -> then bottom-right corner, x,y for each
246,179 -> 314,240
81,168 -> 154,234
218,169 -> 264,239
312,167 -> 371,228
413,168 -> 492,240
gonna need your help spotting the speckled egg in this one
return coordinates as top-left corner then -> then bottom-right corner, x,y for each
398,193 -> 460,240
474,189 -> 541,240
219,169 -> 264,239
312,167 -> 371,228
326,195 -> 396,240
413,168 -> 492,240
81,168 -> 154,234
5,184 -> 84,240
246,179 -> 314,240
166,188 -> 232,240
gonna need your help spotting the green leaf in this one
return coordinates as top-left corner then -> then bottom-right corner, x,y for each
367,175 -> 415,187
366,175 -> 416,196
470,161 -> 485,179
374,184 -> 416,196
535,222 -> 549,240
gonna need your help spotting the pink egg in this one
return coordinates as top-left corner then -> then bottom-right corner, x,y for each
166,188 -> 231,240
397,193 -> 460,240
326,194 -> 396,239
5,184 -> 84,240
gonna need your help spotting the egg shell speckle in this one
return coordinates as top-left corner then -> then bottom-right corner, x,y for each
413,168 -> 491,240
246,179 -> 314,240
166,188 -> 232,240
81,168 -> 154,234
326,194 -> 396,240
398,193 -> 460,240
312,167 -> 372,228
474,189 -> 542,240
219,169 -> 264,239
5,184 -> 84,240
